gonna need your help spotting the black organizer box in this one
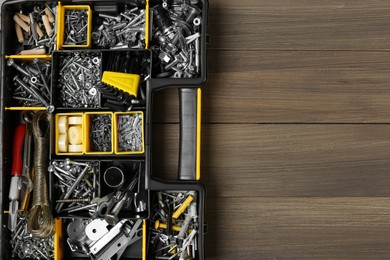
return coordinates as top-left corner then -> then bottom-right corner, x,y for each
0,0 -> 208,259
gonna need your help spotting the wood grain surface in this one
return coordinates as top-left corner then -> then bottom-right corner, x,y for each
153,0 -> 390,258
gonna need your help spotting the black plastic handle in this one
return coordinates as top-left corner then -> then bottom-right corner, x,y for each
178,88 -> 200,181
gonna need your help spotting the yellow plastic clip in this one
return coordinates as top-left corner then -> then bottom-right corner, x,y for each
172,194 -> 194,219
101,71 -> 141,97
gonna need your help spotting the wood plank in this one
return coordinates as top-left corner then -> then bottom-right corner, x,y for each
152,50 -> 390,123
209,0 -> 390,50
205,197 -> 390,259
152,124 -> 390,196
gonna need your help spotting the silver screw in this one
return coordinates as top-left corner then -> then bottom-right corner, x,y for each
7,59 -> 30,77
99,13 -> 121,22
13,75 -> 49,107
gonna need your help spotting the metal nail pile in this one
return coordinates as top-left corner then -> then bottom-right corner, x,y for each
10,217 -> 54,259
150,191 -> 199,260
64,10 -> 88,45
93,7 -> 146,49
50,160 -> 99,214
9,58 -> 51,107
90,114 -> 112,152
13,4 -> 57,55
58,52 -> 101,108
117,113 -> 143,152
152,1 -> 202,78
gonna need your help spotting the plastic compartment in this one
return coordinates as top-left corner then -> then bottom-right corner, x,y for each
55,113 -> 84,155
99,160 -> 148,219
113,111 -> 145,155
51,50 -> 102,110
57,3 -> 92,48
147,181 -> 206,260
84,112 -> 114,155
91,1 -> 148,49
4,57 -> 52,109
1,1 -> 58,56
56,218 -> 146,259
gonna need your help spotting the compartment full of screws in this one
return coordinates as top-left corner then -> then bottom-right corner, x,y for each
60,6 -> 91,47
11,3 -> 57,55
86,113 -> 113,153
151,0 -> 203,78
93,7 -> 146,49
53,51 -> 102,108
150,191 -> 199,260
49,159 -> 100,217
115,112 -> 144,154
10,217 -> 55,259
7,58 -> 51,108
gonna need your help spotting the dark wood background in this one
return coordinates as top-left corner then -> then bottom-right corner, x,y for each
152,1 -> 390,259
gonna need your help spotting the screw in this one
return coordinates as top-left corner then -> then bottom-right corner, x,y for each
99,13 -> 121,22
56,198 -> 90,203
56,163 -> 91,212
13,75 -> 49,107
7,59 -> 30,77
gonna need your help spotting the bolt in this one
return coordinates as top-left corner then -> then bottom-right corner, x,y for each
99,13 -> 121,22
7,59 -> 30,77
56,198 -> 90,203
32,58 -> 50,94
56,163 -> 91,212
13,75 -> 49,106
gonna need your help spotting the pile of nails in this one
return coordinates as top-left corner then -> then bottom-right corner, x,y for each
58,52 -> 101,108
117,113 -> 143,152
152,0 -> 202,78
50,160 -> 99,214
150,191 -> 199,260
90,114 -> 112,152
64,10 -> 88,45
10,217 -> 54,259
9,58 -> 51,107
13,5 -> 57,55
92,7 -> 146,49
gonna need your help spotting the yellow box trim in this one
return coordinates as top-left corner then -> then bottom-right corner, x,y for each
54,218 -> 63,260
5,107 -> 46,111
196,88 -> 202,180
113,111 -> 145,155
58,5 -> 92,48
84,112 -> 114,155
142,219 -> 147,260
56,2 -> 63,50
5,55 -> 52,60
145,0 -> 150,49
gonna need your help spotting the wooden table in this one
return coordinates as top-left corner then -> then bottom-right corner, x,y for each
153,1 -> 390,259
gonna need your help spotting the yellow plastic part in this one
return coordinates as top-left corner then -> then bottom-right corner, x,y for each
54,218 -> 63,260
154,220 -> 193,233
5,55 -> 52,60
142,220 -> 147,260
113,111 -> 145,155
172,194 -> 194,219
145,0 -> 150,49
196,88 -> 202,180
5,107 -> 46,111
57,4 -> 92,48
84,112 -> 114,155
55,113 -> 84,155
102,71 -> 141,97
